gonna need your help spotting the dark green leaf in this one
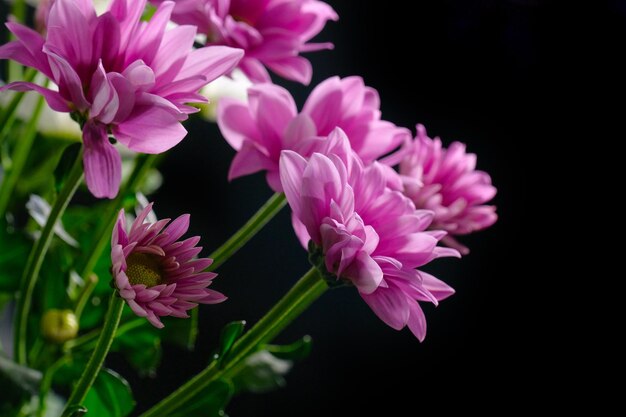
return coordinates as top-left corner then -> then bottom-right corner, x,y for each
0,224 -> 31,293
169,379 -> 233,417
53,143 -> 81,193
113,321 -> 162,376
161,307 -> 198,350
66,404 -> 88,417
266,335 -> 313,361
217,321 -> 246,366
232,351 -> 292,394
83,368 -> 135,417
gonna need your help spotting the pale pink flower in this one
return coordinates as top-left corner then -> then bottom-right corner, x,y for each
280,129 -> 459,341
395,125 -> 497,255
151,0 -> 337,84
217,76 -> 410,191
0,0 -> 243,198
112,203 -> 225,328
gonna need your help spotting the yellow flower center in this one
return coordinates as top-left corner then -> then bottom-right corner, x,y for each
126,252 -> 164,287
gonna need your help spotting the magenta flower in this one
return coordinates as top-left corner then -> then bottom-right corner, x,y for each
396,125 -> 497,255
112,203 -> 225,328
150,0 -> 337,84
0,0 -> 243,198
217,76 -> 410,191
280,129 -> 459,341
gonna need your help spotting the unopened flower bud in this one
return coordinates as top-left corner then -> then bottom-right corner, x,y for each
41,309 -> 78,344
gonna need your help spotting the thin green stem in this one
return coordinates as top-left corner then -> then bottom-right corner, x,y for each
139,267 -> 327,417
60,293 -> 125,417
11,0 -> 27,23
0,91 -> 47,217
38,355 -> 71,417
207,192 -> 286,271
73,273 -> 99,323
13,147 -> 84,365
77,154 -> 157,280
64,317 -> 145,353
0,69 -> 37,144
8,0 -> 26,81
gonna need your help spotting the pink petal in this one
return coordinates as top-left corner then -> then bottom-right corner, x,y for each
113,106 -> 187,153
420,271 -> 455,301
3,23 -> 52,77
361,286 -> 410,331
406,301 -> 427,342
228,141 -> 275,182
217,98 -> 260,150
83,121 -> 122,199
177,45 -> 244,84
89,61 -> 119,124
160,214 -> 190,246
279,151 -> 308,218
43,48 -> 90,110
238,57 -> 272,83
267,56 -> 313,85
46,0 -> 95,76
0,82 -> 70,112
302,76 -> 343,135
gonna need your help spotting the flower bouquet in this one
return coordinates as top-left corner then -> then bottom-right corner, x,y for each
0,1 -> 497,416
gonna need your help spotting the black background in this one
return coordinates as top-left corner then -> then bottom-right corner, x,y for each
2,0 -> 617,414
139,0 -> 534,415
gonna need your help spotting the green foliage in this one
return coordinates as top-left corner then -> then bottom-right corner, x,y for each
216,320 -> 246,367
231,351 -> 292,394
54,143 -> 82,194
169,379 -> 234,417
161,309 -> 199,351
83,369 -> 135,417
0,223 -> 30,293
113,321 -> 162,377
266,335 -> 313,361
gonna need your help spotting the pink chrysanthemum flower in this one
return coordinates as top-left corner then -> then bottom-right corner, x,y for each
0,0 -> 243,198
217,76 -> 410,191
396,125 -> 497,255
280,129 -> 459,341
150,0 -> 337,84
111,203 -> 225,328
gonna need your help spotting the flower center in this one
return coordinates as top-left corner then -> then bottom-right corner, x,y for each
126,252 -> 164,287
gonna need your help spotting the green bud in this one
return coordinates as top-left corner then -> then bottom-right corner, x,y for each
41,309 -> 79,344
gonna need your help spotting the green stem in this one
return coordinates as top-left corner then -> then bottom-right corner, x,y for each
64,317 -> 145,353
139,267 -> 327,417
77,154 -> 157,280
7,0 -> 26,81
11,0 -> 27,23
60,293 -> 125,417
38,355 -> 71,417
0,91 -> 47,217
207,192 -> 286,271
0,70 -> 37,144
13,147 -> 84,365
73,273 -> 99,323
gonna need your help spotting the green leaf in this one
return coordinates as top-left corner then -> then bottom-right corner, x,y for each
0,224 -> 31,293
113,322 -> 162,376
266,335 -> 313,361
83,368 -> 135,417
169,379 -> 233,417
161,307 -> 198,350
231,351 -> 292,394
217,320 -> 246,366
65,404 -> 88,417
54,143 -> 82,193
